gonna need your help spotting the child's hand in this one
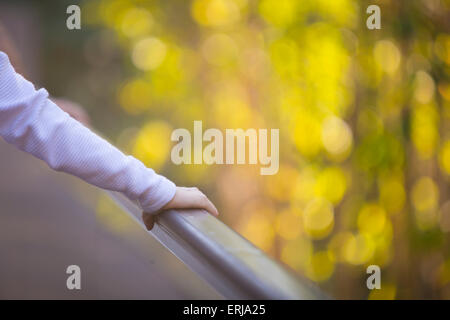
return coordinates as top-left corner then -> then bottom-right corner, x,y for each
163,187 -> 219,216
142,187 -> 219,230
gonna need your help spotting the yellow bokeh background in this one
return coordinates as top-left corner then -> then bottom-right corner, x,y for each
76,0 -> 450,299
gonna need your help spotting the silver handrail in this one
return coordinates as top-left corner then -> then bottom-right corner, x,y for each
107,191 -> 328,300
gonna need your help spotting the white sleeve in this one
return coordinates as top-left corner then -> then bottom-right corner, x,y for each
0,51 -> 176,213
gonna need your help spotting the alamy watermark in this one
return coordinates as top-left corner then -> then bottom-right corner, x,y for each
66,5 -> 81,30
66,265 -> 81,290
171,121 -> 279,175
366,265 -> 381,290
366,5 -> 381,30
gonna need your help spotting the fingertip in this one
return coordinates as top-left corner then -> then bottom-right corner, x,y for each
142,212 -> 155,231
213,204 -> 219,215
211,207 -> 219,217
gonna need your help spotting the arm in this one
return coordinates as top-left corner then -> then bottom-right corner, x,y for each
0,51 -> 175,213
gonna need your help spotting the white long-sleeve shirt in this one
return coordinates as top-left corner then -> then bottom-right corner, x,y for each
0,51 -> 176,213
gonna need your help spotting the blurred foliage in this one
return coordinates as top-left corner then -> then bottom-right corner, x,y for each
19,0 -> 450,299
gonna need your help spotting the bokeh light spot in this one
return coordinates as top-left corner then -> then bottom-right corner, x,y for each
321,116 -> 353,161
133,121 -> 172,170
368,283 -> 396,300
412,177 -> 439,212
120,7 -> 153,39
202,33 -> 238,66
132,37 -> 167,71
305,251 -> 335,282
343,233 -> 375,265
191,0 -> 241,27
439,140 -> 450,175
314,166 -> 347,205
276,209 -> 303,240
303,198 -> 334,240
374,40 -> 401,75
357,204 -> 387,236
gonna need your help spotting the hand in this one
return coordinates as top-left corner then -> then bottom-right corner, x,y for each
142,187 -> 219,231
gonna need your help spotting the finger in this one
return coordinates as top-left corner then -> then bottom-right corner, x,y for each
201,196 -> 219,216
192,189 -> 219,216
142,212 -> 155,231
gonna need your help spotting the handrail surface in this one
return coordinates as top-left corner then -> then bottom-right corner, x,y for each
108,191 -> 328,300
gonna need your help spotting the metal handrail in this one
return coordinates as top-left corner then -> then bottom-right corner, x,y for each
107,191 -> 328,300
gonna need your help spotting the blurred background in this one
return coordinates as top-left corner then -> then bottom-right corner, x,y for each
1,0 -> 450,299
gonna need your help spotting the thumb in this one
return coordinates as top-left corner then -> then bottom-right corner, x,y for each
142,212 -> 156,231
